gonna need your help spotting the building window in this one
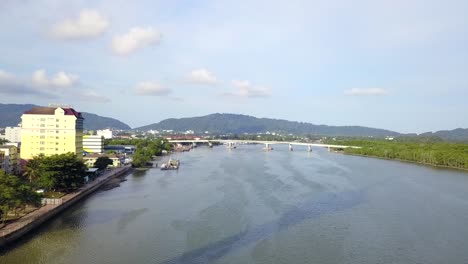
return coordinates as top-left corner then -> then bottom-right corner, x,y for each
40,124 -> 45,127
40,135 -> 45,139
40,118 -> 45,121
40,129 -> 45,133
40,141 -> 45,145
40,147 -> 44,151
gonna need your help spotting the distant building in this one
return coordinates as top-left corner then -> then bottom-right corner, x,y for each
0,145 -> 20,174
97,129 -> 113,139
20,107 -> 84,160
83,135 -> 104,154
83,154 -> 123,168
5,125 -> 21,143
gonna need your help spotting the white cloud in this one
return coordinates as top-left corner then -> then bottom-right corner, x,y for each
135,81 -> 171,96
187,68 -> 218,85
344,88 -> 389,96
0,70 -> 15,83
225,80 -> 271,98
112,27 -> 162,55
32,69 -> 79,89
51,10 -> 109,40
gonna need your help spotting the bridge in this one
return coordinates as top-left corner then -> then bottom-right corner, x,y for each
168,139 -> 361,152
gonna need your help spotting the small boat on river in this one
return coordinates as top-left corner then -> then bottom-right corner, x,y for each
160,158 -> 180,170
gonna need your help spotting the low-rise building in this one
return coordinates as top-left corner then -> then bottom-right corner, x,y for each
83,154 -> 123,168
97,129 -> 113,139
5,125 -> 21,143
83,135 -> 104,154
0,145 -> 20,174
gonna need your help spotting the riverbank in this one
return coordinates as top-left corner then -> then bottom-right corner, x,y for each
0,165 -> 132,248
343,152 -> 468,172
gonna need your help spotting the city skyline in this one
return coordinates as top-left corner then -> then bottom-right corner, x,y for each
1,1 -> 468,133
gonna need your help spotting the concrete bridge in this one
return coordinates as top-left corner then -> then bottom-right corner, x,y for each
168,139 -> 361,152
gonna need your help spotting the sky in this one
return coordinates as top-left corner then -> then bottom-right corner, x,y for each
0,0 -> 467,133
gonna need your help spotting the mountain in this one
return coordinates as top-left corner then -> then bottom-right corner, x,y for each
420,128 -> 468,142
0,103 -> 131,130
136,113 -> 401,137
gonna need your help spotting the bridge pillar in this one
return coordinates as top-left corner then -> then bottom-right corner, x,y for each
208,142 -> 213,148
307,145 -> 312,152
289,144 -> 293,151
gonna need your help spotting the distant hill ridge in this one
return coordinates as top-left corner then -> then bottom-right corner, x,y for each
0,103 -> 131,130
136,113 -> 401,137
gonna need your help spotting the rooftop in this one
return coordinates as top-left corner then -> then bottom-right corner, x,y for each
23,107 -> 83,119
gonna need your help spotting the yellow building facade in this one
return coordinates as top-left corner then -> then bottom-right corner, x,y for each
20,107 -> 84,160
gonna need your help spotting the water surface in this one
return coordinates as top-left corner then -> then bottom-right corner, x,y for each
2,145 -> 468,264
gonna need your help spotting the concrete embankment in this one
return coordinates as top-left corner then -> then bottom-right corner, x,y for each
0,165 -> 131,248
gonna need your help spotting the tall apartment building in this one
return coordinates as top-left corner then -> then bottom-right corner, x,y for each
0,145 -> 19,174
83,135 -> 104,154
5,125 -> 21,143
20,107 -> 84,160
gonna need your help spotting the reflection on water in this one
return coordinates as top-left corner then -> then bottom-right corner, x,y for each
163,190 -> 365,264
2,145 -> 468,264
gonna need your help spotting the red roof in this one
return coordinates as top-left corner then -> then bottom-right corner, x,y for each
24,107 -> 83,119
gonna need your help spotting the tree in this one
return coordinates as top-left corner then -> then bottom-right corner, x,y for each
23,157 -> 42,183
0,170 -> 41,223
94,156 -> 114,170
37,153 -> 87,192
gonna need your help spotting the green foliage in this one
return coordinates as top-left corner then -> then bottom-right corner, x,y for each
94,156 -> 114,170
106,138 -> 172,167
328,139 -> 468,170
28,153 -> 87,192
0,170 -> 41,222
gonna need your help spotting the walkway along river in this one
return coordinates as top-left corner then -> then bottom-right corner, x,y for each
0,165 -> 131,248
1,145 -> 468,264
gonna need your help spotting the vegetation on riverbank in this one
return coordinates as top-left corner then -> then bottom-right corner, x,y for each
105,138 -> 173,168
0,153 -> 88,223
328,139 -> 468,170
0,170 -> 41,223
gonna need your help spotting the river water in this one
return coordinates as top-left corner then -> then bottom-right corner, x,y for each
2,145 -> 468,264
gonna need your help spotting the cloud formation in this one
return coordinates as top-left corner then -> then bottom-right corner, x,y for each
135,81 -> 171,96
51,10 -> 109,40
0,69 -> 108,102
32,69 -> 79,89
187,68 -> 218,85
224,80 -> 271,98
344,88 -> 389,96
112,27 -> 162,55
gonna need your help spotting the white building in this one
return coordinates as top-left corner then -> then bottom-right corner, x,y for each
83,135 -> 104,154
0,145 -> 20,174
97,129 -> 113,139
5,125 -> 21,143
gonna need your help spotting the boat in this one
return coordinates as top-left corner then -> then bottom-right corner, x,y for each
160,158 -> 180,170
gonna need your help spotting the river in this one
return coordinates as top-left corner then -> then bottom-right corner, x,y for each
2,144 -> 468,264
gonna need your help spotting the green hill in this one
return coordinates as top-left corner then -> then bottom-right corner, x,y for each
0,103 -> 131,130
136,113 -> 401,137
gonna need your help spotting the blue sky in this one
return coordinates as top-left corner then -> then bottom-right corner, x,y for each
0,0 -> 467,133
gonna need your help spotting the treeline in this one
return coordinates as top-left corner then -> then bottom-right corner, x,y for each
1,153 -> 109,223
329,139 -> 468,169
0,170 -> 41,223
105,138 -> 173,167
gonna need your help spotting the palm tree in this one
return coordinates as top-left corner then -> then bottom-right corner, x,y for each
23,158 -> 41,183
